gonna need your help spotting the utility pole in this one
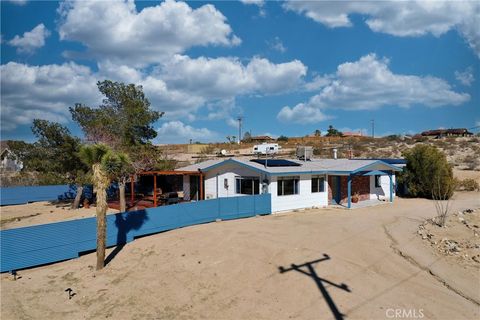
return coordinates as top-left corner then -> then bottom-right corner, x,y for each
237,116 -> 242,144
371,119 -> 375,138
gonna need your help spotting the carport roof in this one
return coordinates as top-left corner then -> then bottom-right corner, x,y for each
177,157 -> 402,176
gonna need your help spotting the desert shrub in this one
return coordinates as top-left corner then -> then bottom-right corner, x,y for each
463,155 -> 479,170
455,178 -> 480,191
413,136 -> 429,143
277,135 -> 289,142
398,144 -> 454,199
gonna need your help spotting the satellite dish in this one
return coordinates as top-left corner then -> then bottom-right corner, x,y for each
221,149 -> 227,156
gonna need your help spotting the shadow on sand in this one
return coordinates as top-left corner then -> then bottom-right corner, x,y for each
105,210 -> 149,266
279,254 -> 351,320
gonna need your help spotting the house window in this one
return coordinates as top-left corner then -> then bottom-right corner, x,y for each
375,175 -> 381,188
311,176 -> 325,193
235,177 -> 260,195
277,177 -> 300,196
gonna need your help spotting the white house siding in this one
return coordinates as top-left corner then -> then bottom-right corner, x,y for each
203,163 -> 265,199
369,175 -> 396,201
270,174 -> 328,213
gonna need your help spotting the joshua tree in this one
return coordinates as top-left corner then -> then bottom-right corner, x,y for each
79,144 -> 130,270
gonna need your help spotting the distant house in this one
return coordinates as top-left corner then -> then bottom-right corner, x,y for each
250,135 -> 275,143
421,128 -> 473,138
342,131 -> 364,137
0,141 -> 23,172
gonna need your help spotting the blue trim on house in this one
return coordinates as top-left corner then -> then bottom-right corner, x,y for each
347,175 -> 352,208
201,158 -> 269,175
198,159 -> 402,177
355,158 -> 407,165
355,170 -> 391,176
350,160 -> 402,174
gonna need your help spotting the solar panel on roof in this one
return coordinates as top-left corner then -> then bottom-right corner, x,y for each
250,159 -> 301,167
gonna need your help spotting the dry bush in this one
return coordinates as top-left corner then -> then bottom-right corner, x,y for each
455,178 -> 480,191
463,155 -> 480,170
432,177 -> 454,227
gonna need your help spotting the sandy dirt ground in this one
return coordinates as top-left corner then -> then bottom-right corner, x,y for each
453,169 -> 480,184
1,192 -> 480,320
0,201 -> 118,230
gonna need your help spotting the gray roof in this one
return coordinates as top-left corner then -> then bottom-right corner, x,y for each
177,157 -> 402,176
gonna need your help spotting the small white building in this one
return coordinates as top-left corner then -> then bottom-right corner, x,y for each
177,157 -> 403,212
0,142 -> 23,172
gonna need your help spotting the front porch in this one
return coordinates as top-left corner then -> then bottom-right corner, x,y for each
328,161 -> 400,208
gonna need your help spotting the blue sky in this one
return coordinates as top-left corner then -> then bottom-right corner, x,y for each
1,0 -> 479,143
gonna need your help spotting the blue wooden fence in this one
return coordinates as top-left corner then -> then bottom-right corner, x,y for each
0,194 -> 271,272
0,185 -> 74,205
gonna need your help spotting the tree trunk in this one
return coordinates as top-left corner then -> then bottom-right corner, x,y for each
71,185 -> 84,209
93,164 -> 110,271
119,178 -> 126,212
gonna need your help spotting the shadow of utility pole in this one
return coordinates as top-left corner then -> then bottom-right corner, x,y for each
279,254 -> 351,320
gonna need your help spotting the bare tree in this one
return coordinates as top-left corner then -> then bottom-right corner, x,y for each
432,176 -> 454,227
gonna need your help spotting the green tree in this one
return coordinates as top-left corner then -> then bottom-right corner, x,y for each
243,131 -> 252,143
24,120 -> 89,207
326,125 -> 343,137
399,144 -> 454,199
277,135 -> 289,142
79,144 -> 130,270
70,80 -> 163,147
314,129 -> 321,137
71,80 -> 163,211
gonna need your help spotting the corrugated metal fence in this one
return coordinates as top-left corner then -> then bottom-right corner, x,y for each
0,194 -> 271,272
0,185 -> 73,205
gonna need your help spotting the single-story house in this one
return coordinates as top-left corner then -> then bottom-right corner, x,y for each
177,157 -> 403,212
421,128 -> 473,138
249,135 -> 275,143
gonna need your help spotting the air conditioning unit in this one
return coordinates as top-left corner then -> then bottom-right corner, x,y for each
296,146 -> 313,161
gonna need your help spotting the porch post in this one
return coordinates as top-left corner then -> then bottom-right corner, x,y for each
347,175 -> 352,209
130,175 -> 134,204
153,174 -> 157,207
199,173 -> 204,200
389,172 -> 393,203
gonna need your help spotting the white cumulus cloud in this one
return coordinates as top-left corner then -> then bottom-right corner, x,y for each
156,121 -> 219,143
268,36 -> 286,53
58,0 -> 240,66
0,62 -> 101,131
277,103 -> 331,124
240,0 -> 264,6
278,53 -> 470,123
455,67 -> 475,86
284,0 -> 480,58
8,23 -> 50,54
1,53 -> 307,130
